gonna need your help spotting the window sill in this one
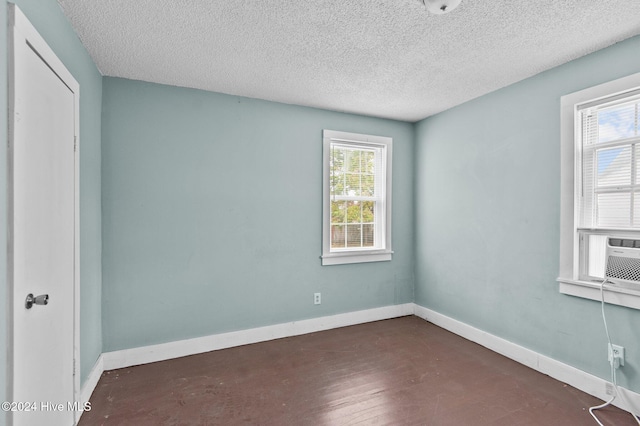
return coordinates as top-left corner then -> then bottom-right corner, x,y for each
558,278 -> 640,310
321,250 -> 393,266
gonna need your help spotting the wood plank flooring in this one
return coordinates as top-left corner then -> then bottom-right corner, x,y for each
80,316 -> 637,425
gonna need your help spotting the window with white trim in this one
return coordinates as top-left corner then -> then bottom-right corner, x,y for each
321,130 -> 392,266
579,92 -> 640,280
559,72 -> 640,309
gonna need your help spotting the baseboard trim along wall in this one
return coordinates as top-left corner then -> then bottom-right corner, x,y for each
102,303 -> 415,370
413,304 -> 640,417
80,353 -> 104,403
79,302 -> 639,420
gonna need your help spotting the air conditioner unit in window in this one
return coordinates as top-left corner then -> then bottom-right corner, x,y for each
605,238 -> 640,291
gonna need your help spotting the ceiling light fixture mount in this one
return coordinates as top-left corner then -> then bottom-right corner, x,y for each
420,0 -> 461,15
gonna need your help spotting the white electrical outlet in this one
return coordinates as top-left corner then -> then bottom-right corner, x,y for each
605,382 -> 615,395
314,293 -> 321,305
608,344 -> 625,367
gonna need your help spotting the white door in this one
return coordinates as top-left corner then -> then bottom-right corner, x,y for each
10,6 -> 79,426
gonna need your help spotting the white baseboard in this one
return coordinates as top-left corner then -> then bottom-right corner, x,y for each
76,354 -> 104,425
80,353 -> 104,403
77,303 -> 411,424
79,302 -> 639,420
413,304 -> 640,417
102,303 -> 414,371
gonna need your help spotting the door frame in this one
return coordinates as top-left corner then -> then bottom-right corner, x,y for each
7,4 -> 81,423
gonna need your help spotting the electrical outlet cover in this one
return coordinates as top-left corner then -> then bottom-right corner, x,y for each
608,344 -> 625,367
605,382 -> 615,395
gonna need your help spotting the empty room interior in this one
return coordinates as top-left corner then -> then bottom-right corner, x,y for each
3,0 -> 640,425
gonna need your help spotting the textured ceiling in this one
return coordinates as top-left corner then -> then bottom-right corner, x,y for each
57,0 -> 640,122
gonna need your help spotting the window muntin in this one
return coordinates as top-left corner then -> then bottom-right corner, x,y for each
322,130 -> 392,266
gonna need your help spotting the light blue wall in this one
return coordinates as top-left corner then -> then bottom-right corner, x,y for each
414,35 -> 640,391
3,0 -> 103,392
3,2 -> 639,419
101,78 -> 415,351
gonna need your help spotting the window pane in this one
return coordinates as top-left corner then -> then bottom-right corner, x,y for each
362,174 -> 375,196
346,224 -> 362,247
330,147 -> 345,196
331,200 -> 345,224
597,193 -> 631,227
598,103 -> 636,143
362,201 -> 375,223
347,201 -> 361,223
363,151 -> 375,174
345,173 -> 361,196
363,224 -> 375,247
331,224 -> 345,249
346,150 -> 361,173
596,146 -> 631,187
330,173 -> 344,196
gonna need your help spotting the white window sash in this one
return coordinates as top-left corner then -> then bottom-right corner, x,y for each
322,130 -> 393,265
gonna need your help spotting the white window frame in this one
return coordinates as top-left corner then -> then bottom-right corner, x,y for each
558,72 -> 640,310
321,130 -> 393,266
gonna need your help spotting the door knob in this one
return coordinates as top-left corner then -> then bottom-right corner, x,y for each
25,293 -> 49,309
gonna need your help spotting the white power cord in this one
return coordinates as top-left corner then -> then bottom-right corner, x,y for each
588,279 -> 640,426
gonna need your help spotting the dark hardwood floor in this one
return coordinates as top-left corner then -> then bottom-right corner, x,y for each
79,316 -> 637,425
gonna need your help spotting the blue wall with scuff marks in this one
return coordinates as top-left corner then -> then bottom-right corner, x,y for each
100,78 -> 415,351
414,34 -> 640,392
